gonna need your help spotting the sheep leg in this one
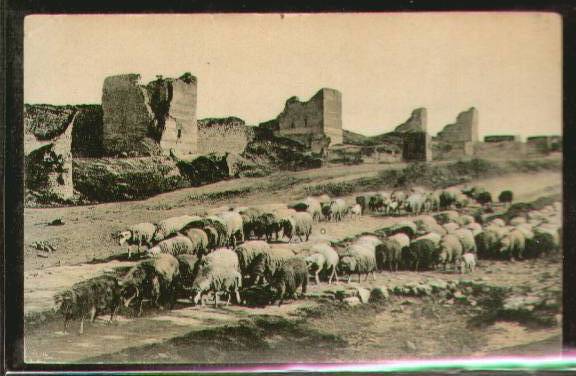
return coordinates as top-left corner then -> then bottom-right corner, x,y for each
138,299 -> 144,317
315,271 -> 320,285
214,292 -> 219,307
235,289 -> 241,305
90,306 -> 97,323
79,318 -> 84,335
225,292 -> 231,306
109,305 -> 119,323
347,274 -> 351,284
63,318 -> 69,334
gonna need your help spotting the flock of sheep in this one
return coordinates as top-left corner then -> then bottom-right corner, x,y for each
52,185 -> 562,334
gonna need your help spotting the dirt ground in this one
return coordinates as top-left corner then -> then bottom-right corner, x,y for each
23,164 -> 562,364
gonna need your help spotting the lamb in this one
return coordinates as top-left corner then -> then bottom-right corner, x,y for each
181,228 -> 209,256
375,238 -> 403,272
338,244 -> 377,283
460,253 -> 476,274
119,254 -> 180,316
234,240 -> 271,285
306,243 -> 340,284
147,235 -> 195,257
283,212 -> 313,243
118,222 -> 157,258
53,274 -> 121,334
305,253 -> 327,285
349,203 -> 362,219
268,257 -> 308,306
438,234 -> 463,271
216,211 -> 244,247
191,248 -> 242,306
153,215 -> 200,242
453,228 -> 477,254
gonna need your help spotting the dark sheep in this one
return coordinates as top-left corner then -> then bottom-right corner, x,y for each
404,238 -> 439,272
499,190 -> 514,207
53,274 -> 121,334
268,257 -> 308,306
375,239 -> 403,272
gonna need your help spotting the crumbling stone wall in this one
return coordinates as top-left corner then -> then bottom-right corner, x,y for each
474,141 -> 526,160
394,108 -> 427,133
102,73 -> 197,157
197,117 -> 251,155
25,111 -> 76,200
259,88 -> 342,153
403,132 -> 432,161
526,136 -> 562,154
436,107 -> 479,143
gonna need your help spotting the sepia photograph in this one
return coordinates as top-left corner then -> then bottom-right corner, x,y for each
21,12 -> 563,364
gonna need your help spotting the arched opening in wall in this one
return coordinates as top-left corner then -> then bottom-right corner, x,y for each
177,129 -> 182,139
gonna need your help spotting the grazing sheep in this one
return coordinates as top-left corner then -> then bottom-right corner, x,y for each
388,232 -> 411,250
460,253 -> 477,273
191,248 -> 242,306
176,254 -> 200,292
425,191 -> 441,212
349,203 -> 362,218
416,215 -> 437,228
435,210 -> 460,225
305,253 -> 326,285
354,235 -> 383,250
405,238 -> 439,272
443,222 -> 460,233
239,207 -> 265,240
453,228 -> 477,254
202,225 -> 219,250
414,232 -> 442,247
283,212 -> 313,243
405,193 -> 426,216
315,194 -> 332,204
118,222 -> 157,258
234,240 -> 271,285
475,228 -> 503,259
338,244 -> 377,283
466,222 -> 483,237
216,211 -> 244,247
510,216 -> 527,226
515,223 -> 534,241
263,247 -> 298,282
324,198 -> 348,222
153,215 -> 200,242
181,228 -> 209,255
457,215 -> 475,226
438,234 -> 463,271
391,190 -> 407,208
307,243 -> 339,284
439,189 -> 458,210
498,191 -> 513,207
291,197 -> 323,221
489,218 -> 506,227
53,275 -> 121,334
269,257 -> 308,306
202,216 -> 230,247
369,194 -> 385,212
355,194 -> 371,213
147,236 -> 195,257
120,254 -> 180,316
375,238 -> 403,272
499,229 -> 526,260
385,220 -> 418,238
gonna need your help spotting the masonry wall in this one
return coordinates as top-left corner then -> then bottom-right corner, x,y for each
323,89 -> 343,145
403,132 -> 432,161
474,141 -> 526,160
198,117 -> 250,155
436,107 -> 479,143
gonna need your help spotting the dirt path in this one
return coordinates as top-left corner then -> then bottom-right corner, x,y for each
23,169 -> 562,363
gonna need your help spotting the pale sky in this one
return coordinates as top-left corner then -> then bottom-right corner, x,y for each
24,13 -> 562,138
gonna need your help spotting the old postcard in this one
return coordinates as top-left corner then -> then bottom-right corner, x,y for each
22,13 -> 562,364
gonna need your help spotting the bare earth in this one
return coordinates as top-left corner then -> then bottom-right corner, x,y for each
23,164 -> 562,363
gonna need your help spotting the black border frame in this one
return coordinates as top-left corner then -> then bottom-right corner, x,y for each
3,0 -> 576,373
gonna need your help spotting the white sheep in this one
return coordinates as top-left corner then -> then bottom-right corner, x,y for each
443,222 -> 460,233
388,233 -> 410,250
181,228 -> 209,255
460,252 -> 476,274
147,236 -> 195,257
466,222 -> 483,237
349,204 -> 362,219
308,243 -> 340,284
118,222 -> 157,258
234,240 -> 271,284
191,248 -> 242,306
153,215 -> 200,242
217,211 -> 244,246
284,212 -> 313,243
414,232 -> 442,246
305,253 -> 327,285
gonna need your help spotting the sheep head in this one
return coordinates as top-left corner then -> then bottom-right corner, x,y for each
118,230 -> 132,246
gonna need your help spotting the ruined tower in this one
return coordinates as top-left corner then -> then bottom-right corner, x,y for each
102,73 -> 198,156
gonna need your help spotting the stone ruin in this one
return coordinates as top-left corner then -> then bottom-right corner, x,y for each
394,108 -> 427,133
526,135 -> 562,154
102,72 -> 198,157
259,88 -> 343,155
197,117 -> 254,155
433,107 -> 479,158
484,135 -> 522,143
